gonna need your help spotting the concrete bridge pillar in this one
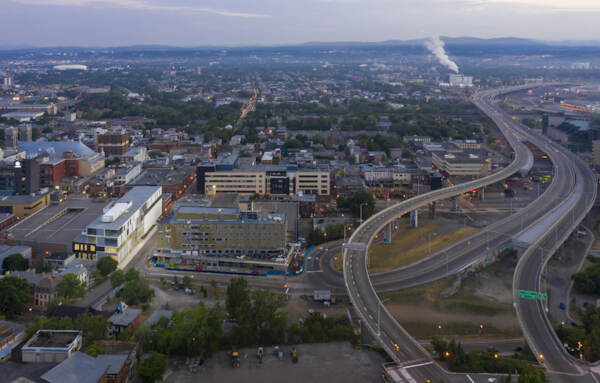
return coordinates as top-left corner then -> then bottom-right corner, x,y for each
450,196 -> 459,212
410,210 -> 418,228
384,222 -> 392,244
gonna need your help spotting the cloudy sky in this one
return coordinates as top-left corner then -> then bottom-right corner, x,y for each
3,0 -> 600,47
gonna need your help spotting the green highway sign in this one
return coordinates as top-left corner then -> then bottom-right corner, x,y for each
519,290 -> 537,300
519,290 -> 547,300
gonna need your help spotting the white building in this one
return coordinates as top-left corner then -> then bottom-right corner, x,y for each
449,74 -> 473,87
73,186 -> 162,266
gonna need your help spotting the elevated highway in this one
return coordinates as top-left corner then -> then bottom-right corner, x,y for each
343,84 -> 598,382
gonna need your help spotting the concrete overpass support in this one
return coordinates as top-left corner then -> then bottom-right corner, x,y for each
384,222 -> 392,244
450,196 -> 459,212
410,210 -> 418,228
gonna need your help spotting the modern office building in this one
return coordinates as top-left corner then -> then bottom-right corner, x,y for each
14,157 -> 40,195
432,151 -> 490,176
155,199 -> 288,272
73,186 -> 162,265
199,164 -> 330,197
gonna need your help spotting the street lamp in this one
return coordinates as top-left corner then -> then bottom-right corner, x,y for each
428,232 -> 437,255
359,202 -> 368,224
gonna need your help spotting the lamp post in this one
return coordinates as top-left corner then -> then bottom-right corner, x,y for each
359,202 -> 368,224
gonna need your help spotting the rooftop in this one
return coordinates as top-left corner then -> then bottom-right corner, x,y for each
7,198 -> 109,246
87,186 -> 161,231
40,352 -> 108,383
24,330 -> 81,349
109,308 -> 142,327
130,167 -> 193,187
18,141 -> 98,159
172,206 -> 286,225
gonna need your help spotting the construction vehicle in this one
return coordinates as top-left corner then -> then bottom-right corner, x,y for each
231,348 -> 240,368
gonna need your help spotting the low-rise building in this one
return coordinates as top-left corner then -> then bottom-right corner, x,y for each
22,330 -> 82,363
40,351 -> 130,383
108,302 -> 142,337
34,274 -> 61,309
0,320 -> 26,362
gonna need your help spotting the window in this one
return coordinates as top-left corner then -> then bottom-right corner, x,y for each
87,228 -> 97,235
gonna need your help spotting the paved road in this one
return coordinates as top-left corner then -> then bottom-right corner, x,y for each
343,84 -> 599,382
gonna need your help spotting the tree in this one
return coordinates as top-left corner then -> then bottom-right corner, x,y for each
183,276 -> 192,289
211,279 -> 219,299
0,277 -> 31,318
337,190 -> 375,220
137,352 -> 168,383
97,257 -> 118,277
85,343 -> 107,357
226,278 -> 250,323
57,274 -> 86,299
110,270 -> 126,287
46,296 -> 68,316
74,312 -> 110,347
119,277 -> 154,306
2,253 -> 29,272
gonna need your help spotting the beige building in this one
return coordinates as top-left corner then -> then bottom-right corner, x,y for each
155,202 -> 287,272
432,152 -> 491,177
202,166 -> 330,196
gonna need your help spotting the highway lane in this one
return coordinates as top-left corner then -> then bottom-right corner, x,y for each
513,129 -> 597,376
343,84 -> 596,382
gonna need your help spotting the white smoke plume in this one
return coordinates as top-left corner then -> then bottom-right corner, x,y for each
425,36 -> 459,73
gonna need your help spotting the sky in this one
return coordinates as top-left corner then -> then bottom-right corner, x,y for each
2,0 -> 600,47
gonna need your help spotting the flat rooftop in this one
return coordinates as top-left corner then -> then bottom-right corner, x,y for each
7,198 -> 109,246
25,330 -> 80,349
130,167 -> 193,187
87,186 -> 160,230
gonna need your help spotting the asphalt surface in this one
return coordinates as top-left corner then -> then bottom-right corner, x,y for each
343,84 -> 599,383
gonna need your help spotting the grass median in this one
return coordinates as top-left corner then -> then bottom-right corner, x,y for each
367,220 -> 477,273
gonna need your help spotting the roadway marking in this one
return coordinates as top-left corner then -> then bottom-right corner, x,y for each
403,361 -> 433,369
466,375 -> 475,383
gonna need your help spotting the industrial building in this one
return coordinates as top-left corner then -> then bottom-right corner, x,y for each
154,197 -> 289,273
73,186 -> 162,265
22,330 -> 82,363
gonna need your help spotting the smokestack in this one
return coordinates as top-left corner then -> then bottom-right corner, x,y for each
425,36 -> 459,73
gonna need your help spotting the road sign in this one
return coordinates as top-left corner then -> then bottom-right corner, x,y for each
519,290 -> 537,300
537,293 -> 547,300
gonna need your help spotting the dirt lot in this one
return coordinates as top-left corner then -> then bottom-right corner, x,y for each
368,216 -> 477,273
164,342 -> 384,383
380,257 -> 521,339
